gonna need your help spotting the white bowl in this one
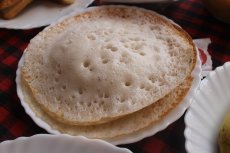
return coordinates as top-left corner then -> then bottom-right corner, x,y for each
185,62 -> 230,153
0,134 -> 132,153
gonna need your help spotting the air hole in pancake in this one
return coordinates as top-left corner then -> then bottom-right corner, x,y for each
83,60 -> 90,68
87,102 -> 92,107
71,95 -> 76,99
99,101 -> 105,107
87,34 -> 96,40
149,75 -> 157,83
140,84 -> 145,89
139,52 -> 146,56
102,59 -> 108,64
103,31 -> 108,35
62,85 -> 66,90
89,67 -> 94,71
105,38 -> 110,42
134,37 -> 141,41
120,52 -> 130,64
49,87 -> 54,91
121,98 -> 126,103
134,44 -> 142,50
106,44 -> 118,52
124,44 -> 129,48
40,61 -> 44,65
79,88 -> 83,95
149,26 -> 161,31
125,81 -> 131,87
103,107 -> 107,112
104,93 -> 109,98
55,96 -> 61,102
57,70 -> 62,75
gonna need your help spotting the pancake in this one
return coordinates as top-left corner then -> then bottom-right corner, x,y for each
22,6 -> 197,125
21,73 -> 192,139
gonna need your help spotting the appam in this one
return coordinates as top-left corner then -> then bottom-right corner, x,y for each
21,5 -> 197,126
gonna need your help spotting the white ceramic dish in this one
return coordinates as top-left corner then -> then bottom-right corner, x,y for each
100,0 -> 179,3
15,6 -> 201,145
0,134 -> 132,153
0,0 -> 93,29
185,62 -> 230,153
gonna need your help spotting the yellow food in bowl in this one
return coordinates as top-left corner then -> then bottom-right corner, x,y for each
219,111 -> 230,153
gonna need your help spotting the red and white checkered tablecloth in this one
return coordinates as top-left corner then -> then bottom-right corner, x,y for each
0,0 -> 230,153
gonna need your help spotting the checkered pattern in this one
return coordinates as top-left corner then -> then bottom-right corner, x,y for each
0,28 -> 46,142
0,0 -> 230,153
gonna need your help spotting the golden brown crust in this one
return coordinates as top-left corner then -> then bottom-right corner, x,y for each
0,0 -> 19,9
109,76 -> 193,140
171,23 -> 197,72
0,0 -> 33,19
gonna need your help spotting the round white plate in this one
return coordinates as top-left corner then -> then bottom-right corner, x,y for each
100,0 -> 179,3
185,62 -> 230,153
0,0 -> 94,29
0,134 -> 132,153
15,6 -> 201,145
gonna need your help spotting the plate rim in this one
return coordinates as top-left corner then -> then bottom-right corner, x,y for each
0,134 -> 132,153
184,62 -> 230,153
0,0 -> 94,29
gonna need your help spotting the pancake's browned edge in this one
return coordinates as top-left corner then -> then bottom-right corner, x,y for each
108,76 -> 193,141
21,6 -> 197,126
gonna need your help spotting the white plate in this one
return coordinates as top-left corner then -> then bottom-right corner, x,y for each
100,0 -> 179,3
0,0 -> 94,29
0,134 -> 132,153
185,62 -> 230,153
15,6 -> 201,145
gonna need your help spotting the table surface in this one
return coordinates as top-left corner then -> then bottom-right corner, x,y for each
0,0 -> 230,153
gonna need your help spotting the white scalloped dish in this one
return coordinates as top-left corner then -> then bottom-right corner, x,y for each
16,6 -> 201,145
0,0 -> 93,29
185,62 -> 230,153
0,134 -> 132,153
